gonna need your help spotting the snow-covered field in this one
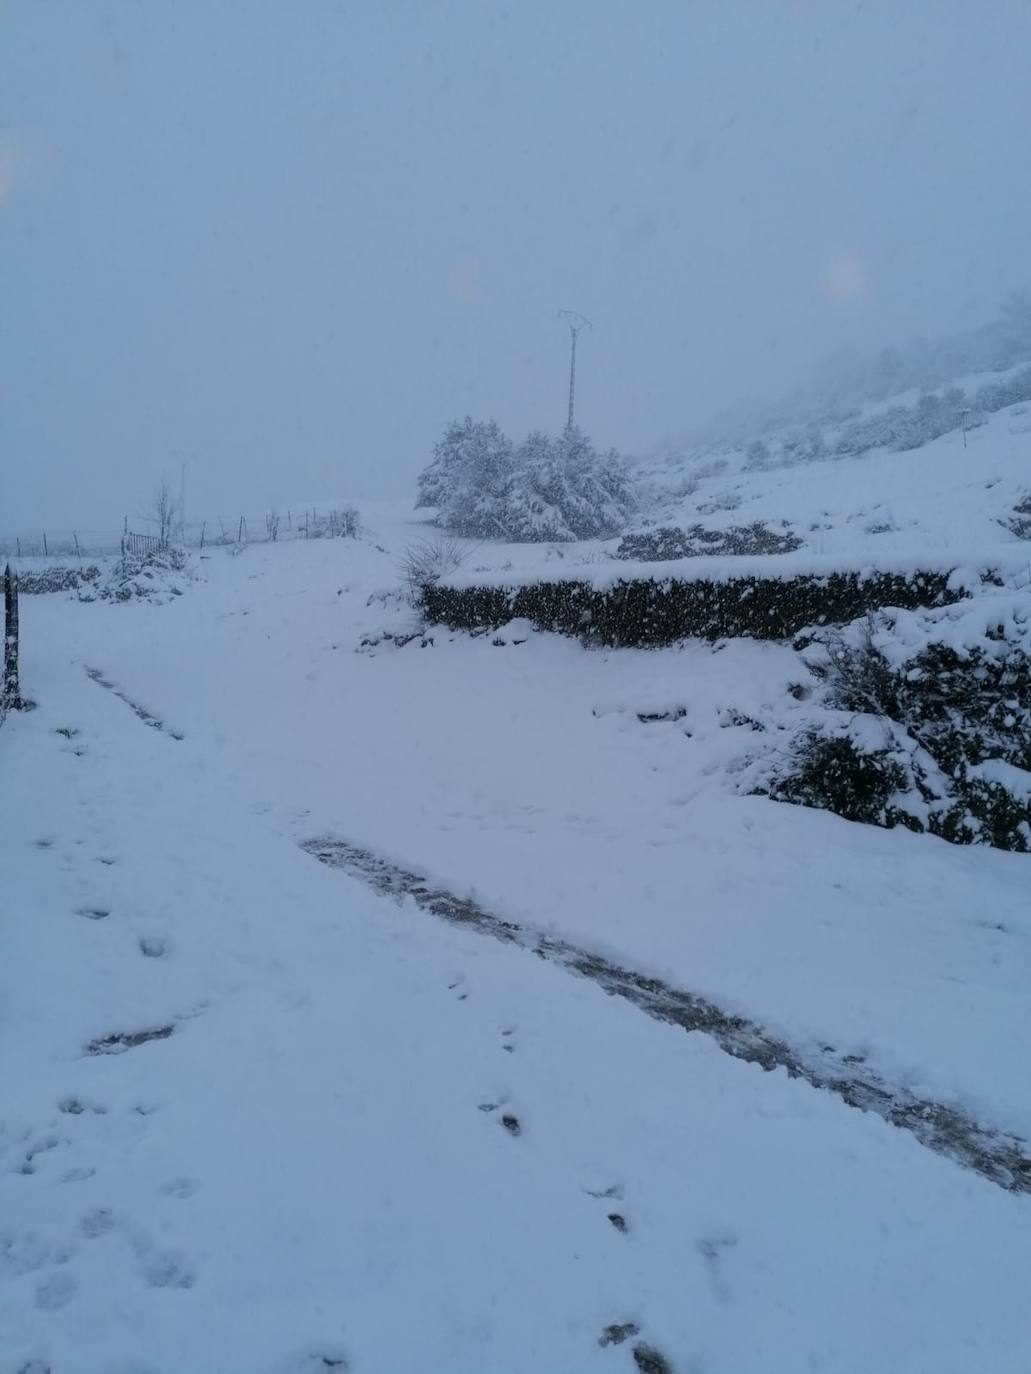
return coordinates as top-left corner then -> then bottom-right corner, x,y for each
3,490 -> 1031,1370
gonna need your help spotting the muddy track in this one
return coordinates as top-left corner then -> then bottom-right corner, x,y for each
303,835 -> 1031,1195
84,667 -> 184,739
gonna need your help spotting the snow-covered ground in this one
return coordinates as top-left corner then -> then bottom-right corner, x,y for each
4,499 -> 1031,1370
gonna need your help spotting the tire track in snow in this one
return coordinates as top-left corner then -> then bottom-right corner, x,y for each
84,666 -> 184,739
302,835 -> 1031,1195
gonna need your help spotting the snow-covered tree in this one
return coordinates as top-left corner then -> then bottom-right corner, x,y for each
415,417 -> 514,537
416,419 -> 635,542
548,425 -> 635,539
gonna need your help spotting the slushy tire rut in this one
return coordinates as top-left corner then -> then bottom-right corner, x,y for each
303,835 -> 1031,1195
85,666 -> 184,739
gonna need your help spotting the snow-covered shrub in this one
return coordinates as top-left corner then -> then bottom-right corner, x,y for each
758,599 -> 1031,850
616,522 -> 802,562
399,537 -> 467,603
416,418 -> 635,541
1001,493 -> 1031,540
84,547 -> 190,603
762,723 -> 917,829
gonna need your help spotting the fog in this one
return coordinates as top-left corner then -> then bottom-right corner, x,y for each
4,0 -> 1030,534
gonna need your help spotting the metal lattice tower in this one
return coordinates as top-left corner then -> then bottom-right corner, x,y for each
558,310 -> 592,430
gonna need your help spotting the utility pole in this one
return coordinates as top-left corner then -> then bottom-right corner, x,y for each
558,310 -> 591,431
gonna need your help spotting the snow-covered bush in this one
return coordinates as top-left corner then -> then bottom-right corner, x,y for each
82,547 -> 191,603
399,537 -> 467,602
416,418 -> 635,541
616,522 -> 801,562
1002,493 -> 1031,540
757,599 -> 1031,850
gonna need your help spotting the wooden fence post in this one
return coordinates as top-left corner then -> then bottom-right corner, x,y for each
3,564 -> 23,712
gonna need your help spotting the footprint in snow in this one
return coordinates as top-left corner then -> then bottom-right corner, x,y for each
584,1182 -> 623,1201
477,1102 -> 523,1136
80,1207 -> 116,1239
500,1027 -> 516,1053
34,1269 -> 78,1311
0,1230 -> 72,1279
160,1177 -> 200,1199
447,975 -> 470,1002
61,1167 -> 96,1184
17,1135 -> 66,1176
598,1326 -> 675,1374
632,1344 -> 675,1374
59,1097 -> 108,1115
698,1234 -> 738,1302
268,1349 -> 349,1373
139,937 -> 167,958
584,1182 -> 630,1233
599,1322 -> 640,1347
139,1248 -> 195,1289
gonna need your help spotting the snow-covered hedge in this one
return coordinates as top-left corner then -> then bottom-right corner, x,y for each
422,565 -> 963,646
754,596 -> 1031,851
17,564 -> 101,595
416,418 -> 635,541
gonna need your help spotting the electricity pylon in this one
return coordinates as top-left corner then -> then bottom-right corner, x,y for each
558,310 -> 591,430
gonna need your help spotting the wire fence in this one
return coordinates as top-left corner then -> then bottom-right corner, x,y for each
0,506 -> 363,564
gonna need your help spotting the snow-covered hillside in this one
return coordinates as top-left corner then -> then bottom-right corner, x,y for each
3,504 -> 1031,1371
634,363 -> 1031,561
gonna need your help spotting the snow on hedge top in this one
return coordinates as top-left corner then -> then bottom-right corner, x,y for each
439,545 -> 1025,595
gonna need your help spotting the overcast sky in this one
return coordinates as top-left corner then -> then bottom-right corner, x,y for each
4,0 -> 1031,533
